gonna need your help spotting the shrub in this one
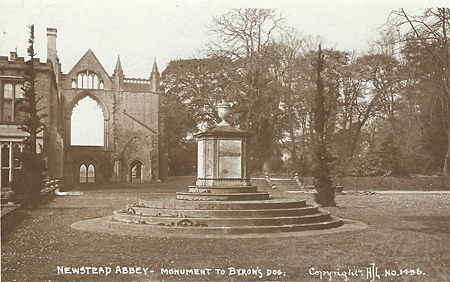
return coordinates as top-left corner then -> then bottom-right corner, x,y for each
333,154 -> 385,177
97,152 -> 115,182
10,152 -> 46,208
269,157 -> 284,173
168,142 -> 196,176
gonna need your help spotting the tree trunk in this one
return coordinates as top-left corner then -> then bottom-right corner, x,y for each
288,124 -> 298,172
347,122 -> 363,158
444,130 -> 450,176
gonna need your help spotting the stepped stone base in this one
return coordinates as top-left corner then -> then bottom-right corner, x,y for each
103,216 -> 343,235
138,198 -> 307,210
188,185 -> 258,193
95,173 -> 343,235
106,197 -> 344,235
176,192 -> 270,201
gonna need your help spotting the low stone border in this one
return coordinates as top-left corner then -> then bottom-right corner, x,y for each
39,187 -> 57,205
1,205 -> 21,231
1,188 -> 56,232
71,217 -> 368,239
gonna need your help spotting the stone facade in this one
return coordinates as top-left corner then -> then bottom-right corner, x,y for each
0,52 -> 63,188
0,28 -> 167,188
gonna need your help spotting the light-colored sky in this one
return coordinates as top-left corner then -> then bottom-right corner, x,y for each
70,96 -> 104,146
0,0 -> 440,78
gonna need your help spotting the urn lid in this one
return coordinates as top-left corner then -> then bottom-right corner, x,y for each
195,125 -> 251,138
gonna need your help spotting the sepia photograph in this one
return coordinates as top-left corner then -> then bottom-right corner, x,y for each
1,0 -> 449,281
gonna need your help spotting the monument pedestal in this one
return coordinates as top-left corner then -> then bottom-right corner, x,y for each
176,123 -> 270,201
102,102 -> 343,235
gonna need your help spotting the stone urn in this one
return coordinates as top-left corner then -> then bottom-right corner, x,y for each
5,191 -> 17,205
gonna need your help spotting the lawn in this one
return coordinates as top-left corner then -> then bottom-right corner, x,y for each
1,176 -> 450,282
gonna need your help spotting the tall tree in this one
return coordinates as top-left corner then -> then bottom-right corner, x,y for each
313,45 -> 336,207
161,58 -> 233,174
162,58 -> 232,129
19,24 -> 48,154
292,48 -> 349,173
207,8 -> 285,171
344,53 -> 399,158
11,25 -> 47,208
390,8 -> 450,175
271,28 -> 305,172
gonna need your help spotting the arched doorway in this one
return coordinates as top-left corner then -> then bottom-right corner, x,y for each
79,163 -> 95,183
122,137 -> 152,182
130,160 -> 143,183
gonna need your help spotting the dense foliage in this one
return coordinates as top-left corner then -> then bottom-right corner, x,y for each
160,8 -> 450,178
10,151 -> 46,208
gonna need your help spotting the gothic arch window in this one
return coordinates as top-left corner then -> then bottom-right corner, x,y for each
71,96 -> 105,146
0,142 -> 24,187
93,75 -> 98,89
77,75 -> 83,89
1,143 -> 10,187
12,143 -> 22,168
79,163 -> 96,183
76,70 -> 100,89
1,143 -> 9,168
79,164 -> 87,183
87,164 -> 95,183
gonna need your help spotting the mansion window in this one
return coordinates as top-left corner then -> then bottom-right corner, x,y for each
72,70 -> 104,90
2,82 -> 24,122
1,142 -> 24,188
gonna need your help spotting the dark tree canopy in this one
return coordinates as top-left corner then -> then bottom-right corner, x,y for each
160,8 -> 449,179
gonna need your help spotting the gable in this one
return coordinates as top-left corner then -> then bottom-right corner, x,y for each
65,49 -> 114,90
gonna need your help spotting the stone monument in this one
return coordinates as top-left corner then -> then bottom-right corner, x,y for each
177,101 -> 268,201
101,101 -> 344,235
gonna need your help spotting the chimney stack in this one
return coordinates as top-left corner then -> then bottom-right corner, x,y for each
10,50 -> 17,61
46,28 -> 57,70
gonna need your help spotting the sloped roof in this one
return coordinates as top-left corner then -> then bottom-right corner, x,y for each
66,49 -> 113,83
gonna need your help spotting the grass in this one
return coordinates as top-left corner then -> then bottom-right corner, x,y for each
1,176 -> 450,282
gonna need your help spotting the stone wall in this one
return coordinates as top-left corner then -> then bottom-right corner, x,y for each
0,55 -> 64,185
60,50 -> 165,185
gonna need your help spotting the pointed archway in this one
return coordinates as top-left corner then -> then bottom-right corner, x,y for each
71,96 -> 104,146
122,137 -> 152,182
130,160 -> 144,183
66,91 -> 110,148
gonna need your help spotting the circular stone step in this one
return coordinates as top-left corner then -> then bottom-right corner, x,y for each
138,198 -> 307,210
189,185 -> 258,193
112,210 -> 331,227
176,192 -> 270,201
102,216 -> 344,235
125,205 -> 319,218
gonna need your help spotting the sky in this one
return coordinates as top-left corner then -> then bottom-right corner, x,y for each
71,96 -> 104,146
0,0 -> 442,79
